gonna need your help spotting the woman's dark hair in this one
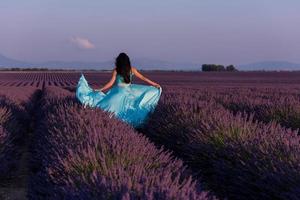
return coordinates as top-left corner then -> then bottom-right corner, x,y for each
115,52 -> 132,84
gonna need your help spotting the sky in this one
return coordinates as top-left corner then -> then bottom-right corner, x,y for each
0,0 -> 300,65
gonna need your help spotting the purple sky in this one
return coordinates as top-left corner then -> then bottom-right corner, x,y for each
0,0 -> 299,65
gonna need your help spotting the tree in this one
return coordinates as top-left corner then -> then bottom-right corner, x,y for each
202,64 -> 238,72
202,64 -> 225,71
226,65 -> 238,71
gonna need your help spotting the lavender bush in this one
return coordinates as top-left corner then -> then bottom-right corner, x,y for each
29,86 -> 215,200
142,87 -> 300,200
0,72 -> 299,199
0,88 -> 37,180
158,86 -> 300,133
213,87 -> 300,133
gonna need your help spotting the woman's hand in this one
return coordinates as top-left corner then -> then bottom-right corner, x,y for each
153,83 -> 161,89
94,89 -> 103,92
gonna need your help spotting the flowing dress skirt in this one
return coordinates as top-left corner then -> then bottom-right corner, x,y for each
75,74 -> 162,128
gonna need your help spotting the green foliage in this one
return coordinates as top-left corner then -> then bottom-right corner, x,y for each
202,64 -> 238,72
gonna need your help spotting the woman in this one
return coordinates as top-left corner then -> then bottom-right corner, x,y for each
76,52 -> 162,128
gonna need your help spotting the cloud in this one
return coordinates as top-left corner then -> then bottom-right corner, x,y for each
69,36 -> 95,49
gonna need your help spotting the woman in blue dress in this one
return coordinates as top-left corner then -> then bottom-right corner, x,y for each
76,52 -> 162,128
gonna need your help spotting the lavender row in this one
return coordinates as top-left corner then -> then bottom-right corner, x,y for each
0,86 -> 38,107
0,102 -> 18,178
29,86 -> 214,200
0,87 -> 37,180
211,87 -> 300,133
3,71 -> 300,89
142,88 -> 300,200
160,86 -> 300,133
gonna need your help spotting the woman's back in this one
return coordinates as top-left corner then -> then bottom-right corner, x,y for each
115,70 -> 134,86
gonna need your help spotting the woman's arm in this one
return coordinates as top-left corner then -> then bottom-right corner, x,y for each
131,67 -> 161,88
95,68 -> 117,92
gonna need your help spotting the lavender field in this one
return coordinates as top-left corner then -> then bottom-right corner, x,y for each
0,71 -> 300,200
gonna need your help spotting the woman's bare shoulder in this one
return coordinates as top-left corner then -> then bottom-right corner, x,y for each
112,68 -> 117,75
131,66 -> 138,72
131,67 -> 139,76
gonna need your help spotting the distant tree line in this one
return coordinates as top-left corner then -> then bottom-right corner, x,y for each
202,64 -> 238,72
0,67 -> 50,71
0,67 -> 96,71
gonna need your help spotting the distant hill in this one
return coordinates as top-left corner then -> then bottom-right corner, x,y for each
132,58 -> 199,70
0,54 -> 200,70
2,54 -> 300,71
238,61 -> 300,71
39,60 -> 113,70
0,54 -> 31,67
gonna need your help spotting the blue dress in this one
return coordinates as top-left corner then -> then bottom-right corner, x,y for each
75,71 -> 162,128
